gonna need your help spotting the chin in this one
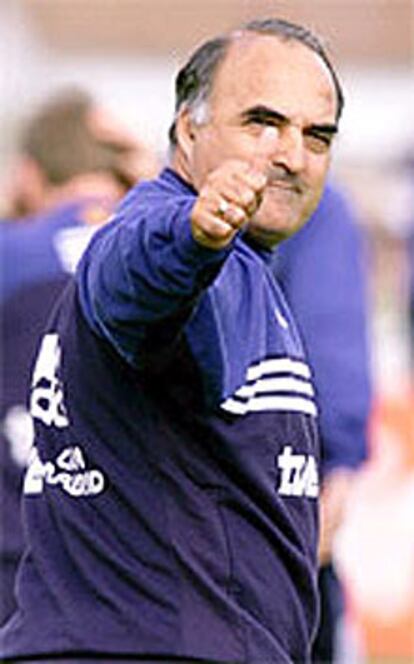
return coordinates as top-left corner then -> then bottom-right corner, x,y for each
250,209 -> 305,247
246,224 -> 292,249
260,188 -> 317,237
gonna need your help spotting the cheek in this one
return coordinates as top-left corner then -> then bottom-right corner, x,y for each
192,134 -> 227,185
301,162 -> 329,217
307,154 -> 331,189
198,127 -> 255,169
191,147 -> 216,190
300,155 -> 330,204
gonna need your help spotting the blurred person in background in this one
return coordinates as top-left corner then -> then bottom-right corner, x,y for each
408,227 -> 414,368
274,183 -> 373,662
0,17 -> 344,663
407,163 -> 414,369
400,151 -> 414,367
0,87 -> 158,625
0,86 -> 158,290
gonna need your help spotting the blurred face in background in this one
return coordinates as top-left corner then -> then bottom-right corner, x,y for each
5,99 -> 159,219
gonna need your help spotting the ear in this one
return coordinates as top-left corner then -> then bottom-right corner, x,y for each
174,107 -> 197,161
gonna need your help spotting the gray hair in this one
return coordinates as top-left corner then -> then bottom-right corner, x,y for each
168,17 -> 344,145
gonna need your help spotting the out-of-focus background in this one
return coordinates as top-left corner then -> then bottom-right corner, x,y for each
1,0 -> 413,660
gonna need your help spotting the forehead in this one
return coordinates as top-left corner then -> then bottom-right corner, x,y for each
209,33 -> 337,124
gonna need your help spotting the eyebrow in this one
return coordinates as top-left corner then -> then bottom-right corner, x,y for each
240,104 -> 339,136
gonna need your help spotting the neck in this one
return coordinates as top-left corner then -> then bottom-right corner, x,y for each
169,147 -> 195,189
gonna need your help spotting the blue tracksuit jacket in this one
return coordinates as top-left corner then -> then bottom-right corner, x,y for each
1,169 -> 321,663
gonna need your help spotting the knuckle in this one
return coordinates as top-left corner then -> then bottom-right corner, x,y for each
241,189 -> 255,207
248,169 -> 267,190
227,205 -> 247,227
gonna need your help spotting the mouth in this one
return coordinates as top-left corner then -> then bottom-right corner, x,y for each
267,180 -> 302,195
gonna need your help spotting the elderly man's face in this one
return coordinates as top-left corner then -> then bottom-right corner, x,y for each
183,34 -> 338,246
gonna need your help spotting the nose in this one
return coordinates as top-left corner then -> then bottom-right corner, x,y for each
274,125 -> 306,174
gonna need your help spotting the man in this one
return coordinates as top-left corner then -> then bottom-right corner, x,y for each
0,88 -> 157,625
274,183 -> 372,661
0,18 -> 343,663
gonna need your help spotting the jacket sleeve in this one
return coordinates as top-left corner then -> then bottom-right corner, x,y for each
77,184 -> 231,368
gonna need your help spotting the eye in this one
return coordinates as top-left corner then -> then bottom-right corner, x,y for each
304,130 -> 333,154
243,113 -> 282,129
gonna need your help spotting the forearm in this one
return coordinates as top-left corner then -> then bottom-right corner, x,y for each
77,147 -> 272,368
77,195 -> 230,366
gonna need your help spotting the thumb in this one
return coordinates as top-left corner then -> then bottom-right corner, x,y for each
250,126 -> 279,177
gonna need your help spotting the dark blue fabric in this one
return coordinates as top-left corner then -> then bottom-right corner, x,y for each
0,200 -> 112,626
274,184 -> 372,476
273,184 -> 372,662
0,202 -> 91,304
1,170 -> 321,663
312,564 -> 344,663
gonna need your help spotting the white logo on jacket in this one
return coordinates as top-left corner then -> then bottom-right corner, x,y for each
24,445 -> 105,497
277,445 -> 319,498
221,357 -> 317,417
30,333 -> 69,428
